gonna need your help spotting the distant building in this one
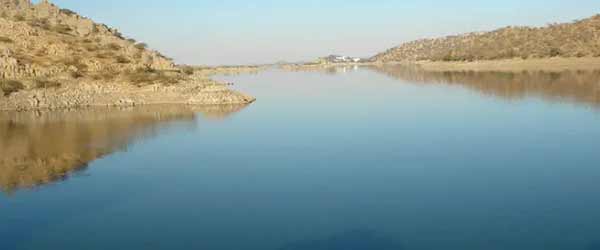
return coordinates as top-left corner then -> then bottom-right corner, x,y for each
318,55 -> 367,64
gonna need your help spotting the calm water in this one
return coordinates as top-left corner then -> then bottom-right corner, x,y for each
2,66 -> 600,250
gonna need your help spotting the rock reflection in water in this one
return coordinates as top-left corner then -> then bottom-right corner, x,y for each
279,229 -> 404,250
368,65 -> 600,108
0,104 -> 248,194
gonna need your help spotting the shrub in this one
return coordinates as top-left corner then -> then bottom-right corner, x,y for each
0,80 -> 25,96
59,9 -> 77,16
124,68 -> 181,87
13,14 -> 26,22
35,49 -> 47,57
127,38 -> 136,43
106,43 -> 121,51
134,43 -> 148,50
34,79 -> 61,89
157,52 -> 172,60
28,18 -> 50,30
70,71 -> 84,79
60,57 -> 88,72
0,36 -> 13,43
91,71 -> 117,81
549,48 -> 561,57
51,24 -> 73,34
85,45 -> 99,52
95,51 -> 114,59
115,56 -> 131,64
180,66 -> 195,75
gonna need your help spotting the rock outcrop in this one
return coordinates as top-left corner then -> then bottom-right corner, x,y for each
0,0 -> 255,110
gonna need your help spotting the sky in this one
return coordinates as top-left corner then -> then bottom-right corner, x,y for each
35,0 -> 600,66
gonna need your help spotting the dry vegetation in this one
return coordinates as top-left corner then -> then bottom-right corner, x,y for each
0,79 -> 24,96
123,68 -> 183,87
0,35 -> 12,43
373,15 -> 600,62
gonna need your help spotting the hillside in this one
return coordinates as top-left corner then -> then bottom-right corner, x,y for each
0,0 -> 254,110
372,14 -> 600,62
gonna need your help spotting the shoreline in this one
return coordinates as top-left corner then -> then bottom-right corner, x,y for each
390,57 -> 600,72
281,57 -> 600,72
0,71 -> 256,112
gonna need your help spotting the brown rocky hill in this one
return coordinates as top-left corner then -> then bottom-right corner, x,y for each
372,14 -> 600,62
1,0 -> 173,79
0,0 -> 254,110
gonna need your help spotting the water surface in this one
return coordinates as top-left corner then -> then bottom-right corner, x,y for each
2,66 -> 600,250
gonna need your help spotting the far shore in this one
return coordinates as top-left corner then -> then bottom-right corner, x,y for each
391,57 -> 600,72
281,57 -> 600,72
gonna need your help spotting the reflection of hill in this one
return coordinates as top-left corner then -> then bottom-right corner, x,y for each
369,65 -> 600,107
0,104 -> 248,194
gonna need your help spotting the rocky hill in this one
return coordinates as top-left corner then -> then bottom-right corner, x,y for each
0,0 -> 254,110
372,14 -> 600,62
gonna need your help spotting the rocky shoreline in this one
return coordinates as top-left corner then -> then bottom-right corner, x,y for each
0,74 -> 255,111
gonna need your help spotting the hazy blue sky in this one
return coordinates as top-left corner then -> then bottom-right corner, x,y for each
38,0 -> 599,65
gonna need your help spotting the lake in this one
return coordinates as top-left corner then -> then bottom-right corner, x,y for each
2,66 -> 600,250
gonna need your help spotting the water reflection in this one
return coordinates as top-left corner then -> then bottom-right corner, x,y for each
367,65 -> 600,108
279,229 -> 404,250
0,104 -> 248,194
